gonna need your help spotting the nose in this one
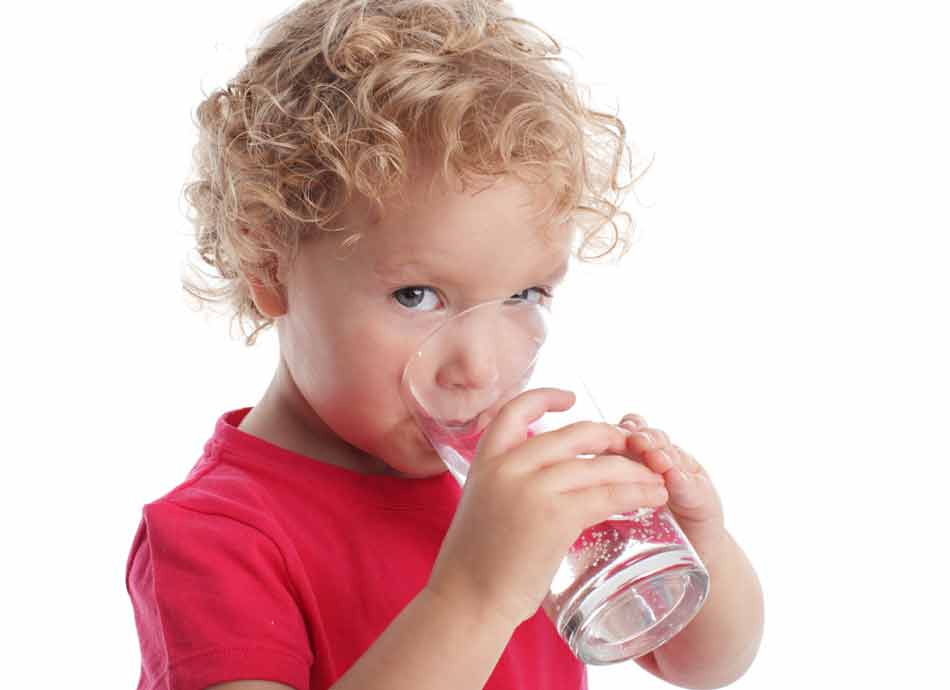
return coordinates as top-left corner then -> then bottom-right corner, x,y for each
434,332 -> 500,393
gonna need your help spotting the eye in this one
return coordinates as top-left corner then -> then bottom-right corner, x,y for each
392,285 -> 554,312
392,286 -> 442,312
510,287 -> 554,304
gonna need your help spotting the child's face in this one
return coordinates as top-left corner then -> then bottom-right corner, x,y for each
275,170 -> 573,478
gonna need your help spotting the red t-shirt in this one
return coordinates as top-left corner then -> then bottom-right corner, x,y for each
126,407 -> 588,690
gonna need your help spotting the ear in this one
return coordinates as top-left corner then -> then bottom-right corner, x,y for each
239,227 -> 288,318
247,274 -> 287,318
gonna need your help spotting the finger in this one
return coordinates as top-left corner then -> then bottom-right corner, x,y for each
672,444 -> 704,474
475,387 -> 577,460
618,413 -> 648,430
627,426 -> 671,450
623,427 -> 671,457
537,453 -> 666,494
575,479 -> 670,527
640,446 -> 678,474
506,419 -> 632,474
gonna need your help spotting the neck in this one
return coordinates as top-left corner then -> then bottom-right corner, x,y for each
238,355 -> 396,475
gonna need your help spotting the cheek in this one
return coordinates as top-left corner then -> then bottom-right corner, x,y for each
284,303 -> 424,429
280,303 -> 332,393
321,335 -> 413,424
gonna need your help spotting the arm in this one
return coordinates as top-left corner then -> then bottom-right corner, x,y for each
638,527 -> 765,690
617,416 -> 765,689
206,533 -> 760,690
204,586 -> 515,690
328,585 -> 516,690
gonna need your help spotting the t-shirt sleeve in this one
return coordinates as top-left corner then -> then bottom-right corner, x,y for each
126,499 -> 313,690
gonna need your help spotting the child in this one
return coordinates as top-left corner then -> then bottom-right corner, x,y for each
125,2 -> 764,689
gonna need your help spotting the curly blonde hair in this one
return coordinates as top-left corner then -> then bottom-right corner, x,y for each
181,0 -> 650,345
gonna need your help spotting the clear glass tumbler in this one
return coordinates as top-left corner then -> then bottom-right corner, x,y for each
401,297 -> 710,664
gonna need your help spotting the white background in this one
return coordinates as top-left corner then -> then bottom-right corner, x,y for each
2,1 -> 947,687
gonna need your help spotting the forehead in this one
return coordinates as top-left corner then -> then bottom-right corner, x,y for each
363,173 -> 572,278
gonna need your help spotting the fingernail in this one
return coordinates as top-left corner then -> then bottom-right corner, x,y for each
615,424 -> 633,436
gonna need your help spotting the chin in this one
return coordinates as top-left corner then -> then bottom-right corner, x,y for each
385,444 -> 447,479
372,421 -> 448,478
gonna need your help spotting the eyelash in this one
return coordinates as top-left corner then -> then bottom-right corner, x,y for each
391,286 -> 554,312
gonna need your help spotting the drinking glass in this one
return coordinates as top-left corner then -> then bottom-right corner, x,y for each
400,297 -> 710,664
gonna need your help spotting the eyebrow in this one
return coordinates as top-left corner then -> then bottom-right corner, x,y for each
376,258 -> 569,286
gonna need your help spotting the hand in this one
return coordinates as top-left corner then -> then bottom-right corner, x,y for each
618,414 -> 725,537
426,388 -> 670,630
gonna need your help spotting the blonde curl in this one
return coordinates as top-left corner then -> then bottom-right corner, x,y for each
181,0 -> 651,345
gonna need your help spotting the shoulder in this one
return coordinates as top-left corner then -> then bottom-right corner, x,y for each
139,457 -> 291,550
126,498 -> 314,690
130,495 -> 289,574
125,493 -> 298,612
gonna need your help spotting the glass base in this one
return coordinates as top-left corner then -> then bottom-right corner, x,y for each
557,549 -> 710,665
